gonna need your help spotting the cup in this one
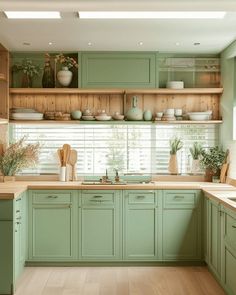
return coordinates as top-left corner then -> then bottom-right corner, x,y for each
175,109 -> 182,116
59,166 -> 66,182
165,109 -> 175,116
156,112 -> 163,118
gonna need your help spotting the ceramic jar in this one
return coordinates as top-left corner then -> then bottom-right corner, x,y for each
143,110 -> 152,121
168,154 -> 178,174
71,110 -> 82,120
57,67 -> 72,87
126,96 -> 143,121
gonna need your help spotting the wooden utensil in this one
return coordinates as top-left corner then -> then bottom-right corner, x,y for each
62,144 -> 71,166
69,150 -> 77,181
220,149 -> 230,183
57,149 -> 63,166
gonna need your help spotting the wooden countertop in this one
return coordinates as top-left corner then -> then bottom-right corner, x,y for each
0,181 -> 235,211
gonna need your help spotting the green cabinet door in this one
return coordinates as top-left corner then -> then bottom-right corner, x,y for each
123,190 -> 161,260
81,52 -> 156,88
207,198 -> 222,279
28,190 -> 77,261
162,190 -> 202,261
79,190 -> 122,261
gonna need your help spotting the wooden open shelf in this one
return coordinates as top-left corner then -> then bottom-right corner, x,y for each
9,87 -> 223,95
9,120 -> 223,125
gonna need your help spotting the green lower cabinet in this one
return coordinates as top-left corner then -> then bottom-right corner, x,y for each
207,198 -> 222,279
222,208 -> 236,295
162,190 -> 202,261
123,190 -> 161,260
79,190 -> 122,260
28,190 -> 77,261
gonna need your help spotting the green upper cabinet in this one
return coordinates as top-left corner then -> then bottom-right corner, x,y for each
162,190 -> 202,261
79,190 -> 122,261
80,52 -> 156,88
123,190 -> 162,260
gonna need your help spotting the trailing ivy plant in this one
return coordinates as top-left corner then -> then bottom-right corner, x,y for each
200,146 -> 226,174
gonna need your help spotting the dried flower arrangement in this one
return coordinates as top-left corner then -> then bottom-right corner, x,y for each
54,53 -> 78,69
0,138 -> 40,177
12,59 -> 41,78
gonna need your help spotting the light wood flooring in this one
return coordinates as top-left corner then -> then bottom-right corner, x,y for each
15,266 -> 226,295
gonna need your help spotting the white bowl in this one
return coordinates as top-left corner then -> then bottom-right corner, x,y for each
188,112 -> 209,121
164,109 -> 175,116
166,81 -> 184,89
82,115 -> 95,121
156,112 -> 163,118
95,115 -> 111,121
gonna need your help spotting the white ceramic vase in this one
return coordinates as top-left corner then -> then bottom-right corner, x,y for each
57,66 -> 72,87
168,154 -> 178,175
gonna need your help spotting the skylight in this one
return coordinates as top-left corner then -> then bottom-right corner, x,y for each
4,11 -> 61,19
78,11 -> 226,19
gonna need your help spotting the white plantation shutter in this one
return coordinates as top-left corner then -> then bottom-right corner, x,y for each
10,123 -> 219,175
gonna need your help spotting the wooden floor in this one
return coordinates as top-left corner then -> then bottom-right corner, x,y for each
15,266 -> 226,295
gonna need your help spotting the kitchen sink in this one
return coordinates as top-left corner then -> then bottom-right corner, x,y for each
81,181 -> 127,185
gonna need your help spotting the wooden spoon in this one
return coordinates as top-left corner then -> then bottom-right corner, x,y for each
69,150 -> 77,181
220,149 -> 229,183
62,144 -> 71,166
57,149 -> 63,166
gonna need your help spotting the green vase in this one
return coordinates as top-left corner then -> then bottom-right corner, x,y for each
126,96 -> 143,121
42,61 -> 55,88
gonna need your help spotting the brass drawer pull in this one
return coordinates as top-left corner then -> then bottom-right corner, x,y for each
93,195 -> 103,198
47,195 -> 58,199
232,225 -> 236,229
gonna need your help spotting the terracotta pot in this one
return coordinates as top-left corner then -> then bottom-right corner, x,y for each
3,176 -> 15,182
204,169 -> 219,182
168,154 -> 178,174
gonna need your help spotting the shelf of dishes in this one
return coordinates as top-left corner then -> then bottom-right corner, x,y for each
10,107 -> 218,122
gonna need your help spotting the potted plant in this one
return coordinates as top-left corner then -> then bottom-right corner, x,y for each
189,142 -> 203,174
0,138 -> 40,182
168,137 -> 183,174
200,146 -> 226,182
55,53 -> 78,87
12,59 -> 41,87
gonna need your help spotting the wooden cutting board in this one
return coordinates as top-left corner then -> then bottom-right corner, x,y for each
220,149 -> 230,183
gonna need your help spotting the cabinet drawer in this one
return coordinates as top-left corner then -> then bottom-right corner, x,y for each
82,191 -> 116,206
32,191 -> 72,204
163,191 -> 199,209
225,213 -> 236,249
126,191 -> 155,205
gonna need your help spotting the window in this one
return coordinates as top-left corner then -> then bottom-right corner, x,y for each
10,123 -> 219,175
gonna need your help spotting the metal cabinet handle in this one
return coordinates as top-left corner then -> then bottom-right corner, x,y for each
16,222 -> 21,225
47,195 -> 58,199
136,195 -> 145,199
16,217 -> 22,220
93,195 -> 103,198
174,196 -> 185,199
232,225 -> 236,229
16,210 -> 20,213
16,198 -> 22,202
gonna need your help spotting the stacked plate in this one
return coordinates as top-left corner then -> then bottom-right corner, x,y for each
95,115 -> 111,121
10,108 -> 44,121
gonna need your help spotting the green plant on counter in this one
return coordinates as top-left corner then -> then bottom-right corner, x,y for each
200,146 -> 226,174
169,137 -> 183,155
189,142 -> 203,160
0,137 -> 40,176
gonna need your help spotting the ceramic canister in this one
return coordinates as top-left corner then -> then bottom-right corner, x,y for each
126,96 -> 143,121
143,110 -> 152,121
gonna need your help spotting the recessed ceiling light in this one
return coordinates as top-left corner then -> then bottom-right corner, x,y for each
175,42 -> 180,46
88,42 -> 92,46
23,42 -> 31,46
194,42 -> 201,46
139,41 -> 143,46
4,11 -> 61,19
48,42 -> 53,46
78,11 -> 226,19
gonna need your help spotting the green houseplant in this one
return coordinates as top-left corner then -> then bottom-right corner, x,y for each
189,142 -> 203,174
200,146 -> 226,182
168,137 -> 183,174
0,138 -> 40,181
12,59 -> 41,87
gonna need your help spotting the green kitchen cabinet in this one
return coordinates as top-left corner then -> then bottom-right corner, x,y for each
222,207 -> 236,295
206,198 -> 222,280
28,190 -> 77,261
79,190 -> 122,260
81,52 -> 156,88
162,190 -> 202,261
123,190 -> 162,260
0,192 -> 27,295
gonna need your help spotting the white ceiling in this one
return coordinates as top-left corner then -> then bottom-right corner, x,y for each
0,0 -> 236,53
